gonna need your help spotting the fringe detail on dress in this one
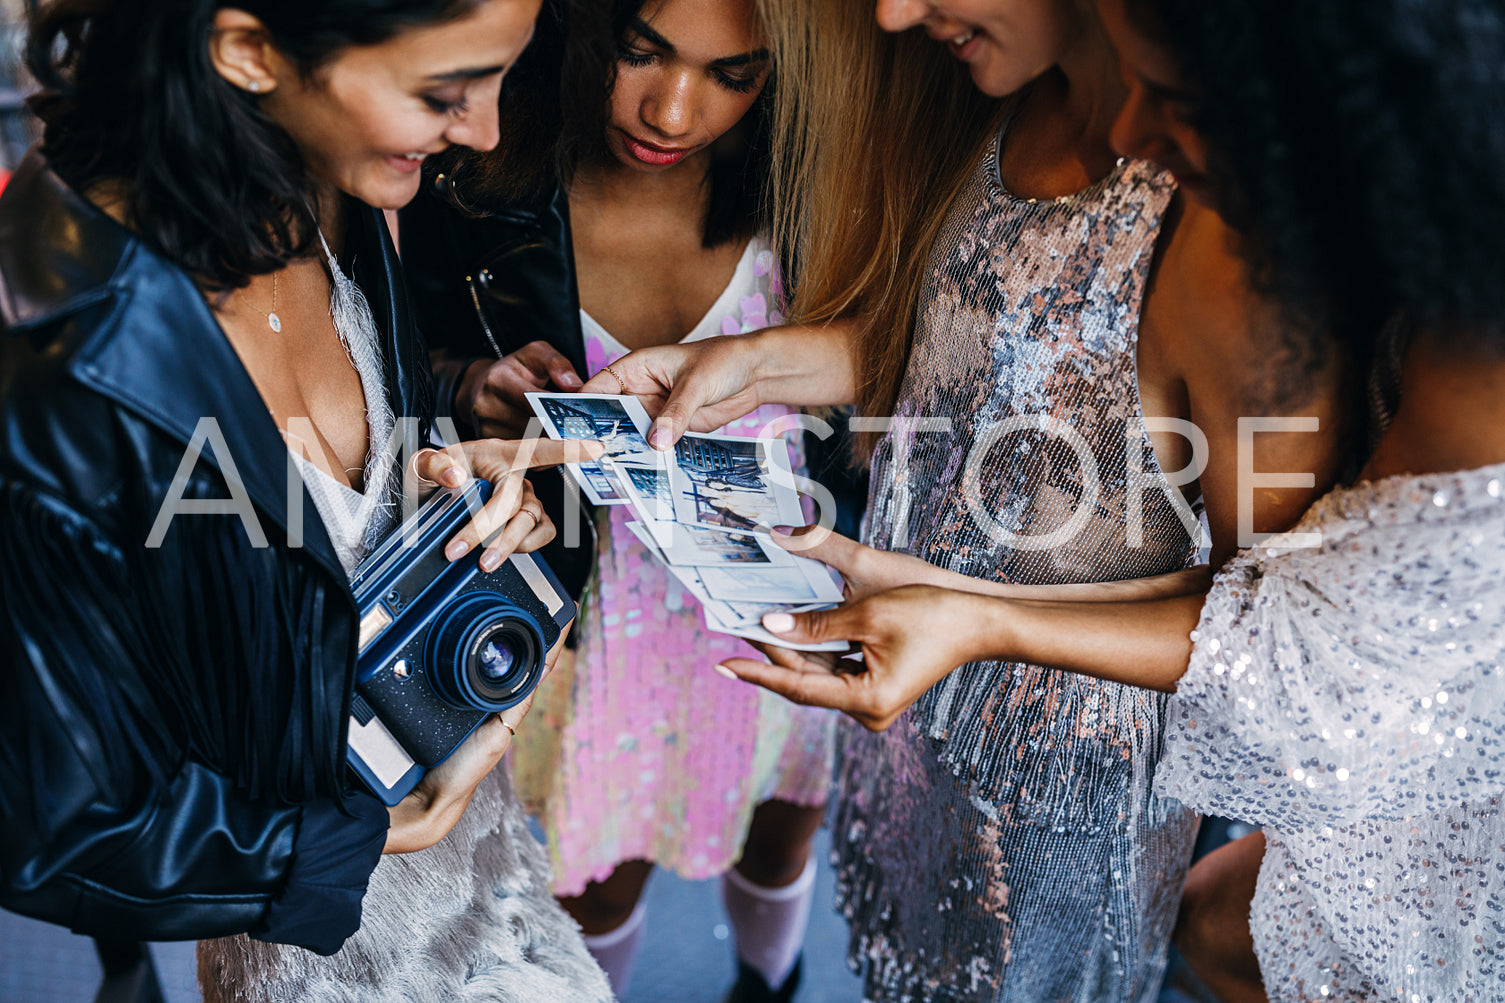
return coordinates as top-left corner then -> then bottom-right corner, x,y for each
906,659 -> 1181,832
320,231 -> 402,562
197,768 -> 612,1003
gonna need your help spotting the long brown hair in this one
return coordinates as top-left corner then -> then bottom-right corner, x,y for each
757,0 -> 1003,458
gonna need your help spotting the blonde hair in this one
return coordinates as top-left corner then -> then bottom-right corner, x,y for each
758,0 -> 1004,458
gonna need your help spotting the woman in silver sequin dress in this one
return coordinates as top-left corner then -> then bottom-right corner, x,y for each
586,1 -> 1348,1000
742,1 -> 1505,1000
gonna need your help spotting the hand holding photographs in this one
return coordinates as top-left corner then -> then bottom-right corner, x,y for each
530,393 -> 846,650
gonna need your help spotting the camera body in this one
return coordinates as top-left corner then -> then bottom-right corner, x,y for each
346,480 -> 573,805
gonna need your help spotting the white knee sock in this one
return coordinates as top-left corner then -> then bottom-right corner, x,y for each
721,856 -> 817,990
580,899 -> 648,999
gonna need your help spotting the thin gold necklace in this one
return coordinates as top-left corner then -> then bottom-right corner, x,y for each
238,271 -> 282,333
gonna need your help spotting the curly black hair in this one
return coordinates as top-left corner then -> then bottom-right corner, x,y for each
1134,0 -> 1505,349
27,0 -> 482,292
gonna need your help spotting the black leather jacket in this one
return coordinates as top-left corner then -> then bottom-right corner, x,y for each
0,152 -> 422,954
400,176 -> 871,556
400,180 -> 597,602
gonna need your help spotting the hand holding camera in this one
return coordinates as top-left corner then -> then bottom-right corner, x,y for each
410,436 -> 605,573
381,628 -> 568,855
362,437 -> 601,854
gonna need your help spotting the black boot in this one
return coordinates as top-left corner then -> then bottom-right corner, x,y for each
724,956 -> 802,1003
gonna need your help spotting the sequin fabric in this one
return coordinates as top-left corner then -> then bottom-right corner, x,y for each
835,132 -> 1200,1002
511,237 -> 836,895
1158,462 -> 1505,1003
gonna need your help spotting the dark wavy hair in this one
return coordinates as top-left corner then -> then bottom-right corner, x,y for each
436,0 -> 772,248
26,0 -> 482,291
1131,0 -> 1505,349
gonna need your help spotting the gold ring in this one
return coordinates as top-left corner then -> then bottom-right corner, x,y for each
603,364 -> 627,395
410,447 -> 442,487
500,719 -> 516,738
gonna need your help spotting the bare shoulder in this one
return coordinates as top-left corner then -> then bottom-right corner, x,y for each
1144,196 -> 1353,564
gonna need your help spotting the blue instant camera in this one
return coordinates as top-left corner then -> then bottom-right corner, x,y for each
346,479 -> 574,805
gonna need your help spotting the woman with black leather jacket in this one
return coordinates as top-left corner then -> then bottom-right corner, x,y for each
0,0 -> 605,988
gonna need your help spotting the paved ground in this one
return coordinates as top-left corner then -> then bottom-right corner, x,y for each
0,823 -> 1222,1002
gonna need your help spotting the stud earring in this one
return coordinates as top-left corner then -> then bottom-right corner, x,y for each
247,80 -> 261,93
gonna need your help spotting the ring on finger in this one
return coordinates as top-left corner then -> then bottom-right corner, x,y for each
498,717 -> 516,738
410,447 -> 442,487
603,364 -> 627,395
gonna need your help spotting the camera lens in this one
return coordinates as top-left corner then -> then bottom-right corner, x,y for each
477,638 -> 517,683
426,592 -> 545,712
465,622 -> 539,703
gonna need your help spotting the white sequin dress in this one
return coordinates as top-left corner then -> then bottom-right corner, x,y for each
1157,462 -> 1505,1002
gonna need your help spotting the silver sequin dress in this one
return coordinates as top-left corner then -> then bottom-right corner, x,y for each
1157,463 -> 1505,1002
834,132 -> 1201,1002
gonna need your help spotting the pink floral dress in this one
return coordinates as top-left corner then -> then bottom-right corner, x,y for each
511,237 -> 835,894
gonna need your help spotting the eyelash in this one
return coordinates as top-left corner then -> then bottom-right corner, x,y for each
616,46 -> 761,94
422,94 -> 469,117
715,73 -> 760,94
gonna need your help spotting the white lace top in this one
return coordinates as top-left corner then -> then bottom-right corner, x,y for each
1156,462 -> 1505,1002
286,235 -> 399,576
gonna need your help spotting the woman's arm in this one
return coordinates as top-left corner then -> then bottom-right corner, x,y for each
0,483 -> 388,954
578,319 -> 860,449
773,524 -> 1213,604
381,625 -> 569,853
716,584 -> 1205,731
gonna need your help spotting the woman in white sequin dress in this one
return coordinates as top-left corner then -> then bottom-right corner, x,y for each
737,1 -> 1505,1000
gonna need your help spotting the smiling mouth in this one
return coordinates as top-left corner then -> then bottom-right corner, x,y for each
950,29 -> 977,47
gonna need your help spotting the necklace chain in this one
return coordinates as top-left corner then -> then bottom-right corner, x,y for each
238,271 -> 282,333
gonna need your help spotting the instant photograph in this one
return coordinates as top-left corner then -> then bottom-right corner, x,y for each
527,392 -> 655,505
667,433 -> 803,533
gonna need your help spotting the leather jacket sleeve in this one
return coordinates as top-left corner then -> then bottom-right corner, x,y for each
0,480 -> 388,954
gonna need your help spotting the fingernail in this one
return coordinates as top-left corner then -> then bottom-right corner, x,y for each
763,612 -> 796,634
445,539 -> 470,561
560,372 -> 582,388
649,424 -> 671,450
441,467 -> 466,488
479,549 -> 502,573
713,663 -> 739,680
772,525 -> 796,538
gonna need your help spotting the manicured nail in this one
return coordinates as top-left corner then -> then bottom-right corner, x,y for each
771,525 -> 796,538
763,612 -> 796,634
649,423 -> 672,450
445,539 -> 470,561
441,466 -> 465,488
479,549 -> 502,573
559,372 -> 582,389
713,663 -> 739,680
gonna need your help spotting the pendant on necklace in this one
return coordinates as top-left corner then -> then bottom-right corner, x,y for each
267,313 -> 282,333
